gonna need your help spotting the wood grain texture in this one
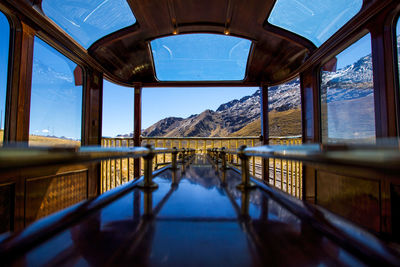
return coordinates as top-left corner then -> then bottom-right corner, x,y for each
25,170 -> 88,226
316,171 -> 380,232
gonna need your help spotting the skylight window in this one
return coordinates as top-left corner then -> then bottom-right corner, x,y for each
150,34 -> 252,81
42,0 -> 136,49
268,0 -> 363,47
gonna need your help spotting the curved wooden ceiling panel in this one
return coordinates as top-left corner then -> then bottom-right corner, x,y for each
88,0 -> 316,85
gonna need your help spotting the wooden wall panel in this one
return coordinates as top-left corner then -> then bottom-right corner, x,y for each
316,171 -> 380,232
0,184 -> 14,233
391,184 -> 400,240
25,170 -> 88,226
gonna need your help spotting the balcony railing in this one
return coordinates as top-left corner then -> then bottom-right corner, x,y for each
101,136 -> 302,197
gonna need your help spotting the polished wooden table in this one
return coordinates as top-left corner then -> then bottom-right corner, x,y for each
0,155 -> 399,266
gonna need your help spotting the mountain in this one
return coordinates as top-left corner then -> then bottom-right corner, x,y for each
141,38 -> 398,138
142,81 -> 301,137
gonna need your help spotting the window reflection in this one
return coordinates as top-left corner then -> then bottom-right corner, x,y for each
42,0 -> 136,48
151,34 -> 252,81
0,12 -> 9,146
30,38 -> 82,146
320,34 -> 375,143
268,0 -> 363,47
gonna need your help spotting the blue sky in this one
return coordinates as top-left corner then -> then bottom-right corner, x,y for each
151,34 -> 251,81
1,5 -> 399,139
268,0 -> 363,47
102,83 -> 257,137
0,12 -> 9,131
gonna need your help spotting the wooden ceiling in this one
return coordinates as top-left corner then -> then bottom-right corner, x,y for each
88,0 -> 316,86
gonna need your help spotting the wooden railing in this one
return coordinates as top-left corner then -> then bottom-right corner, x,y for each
101,136 -> 302,196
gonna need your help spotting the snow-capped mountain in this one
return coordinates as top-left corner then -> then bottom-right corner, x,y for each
142,37 -> 399,138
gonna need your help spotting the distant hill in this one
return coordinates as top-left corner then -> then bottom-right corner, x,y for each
142,80 -> 302,137
0,130 -> 80,147
132,36 -> 400,138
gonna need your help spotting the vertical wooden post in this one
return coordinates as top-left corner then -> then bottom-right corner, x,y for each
260,84 -> 269,182
300,68 -> 321,144
368,10 -> 399,234
4,21 -> 35,231
82,69 -> 103,198
134,84 -> 142,178
369,17 -> 398,139
5,22 -> 35,145
300,68 -> 320,202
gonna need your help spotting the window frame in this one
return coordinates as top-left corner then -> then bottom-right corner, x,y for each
393,13 -> 400,136
0,9 -> 11,145
149,33 -> 254,82
29,36 -> 85,146
318,32 -> 375,143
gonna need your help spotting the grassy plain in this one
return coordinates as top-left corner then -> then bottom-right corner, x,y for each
230,108 -> 302,137
0,130 -> 80,147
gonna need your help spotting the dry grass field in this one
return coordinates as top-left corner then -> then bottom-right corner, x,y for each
0,130 -> 80,147
230,108 -> 302,137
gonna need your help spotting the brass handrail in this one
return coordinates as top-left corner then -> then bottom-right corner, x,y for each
243,144 -> 400,172
0,146 -> 194,172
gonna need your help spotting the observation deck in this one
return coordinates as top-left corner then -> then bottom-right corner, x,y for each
1,152 -> 399,266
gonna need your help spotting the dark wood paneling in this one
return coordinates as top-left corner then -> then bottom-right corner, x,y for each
316,171 -> 380,232
82,69 -> 103,198
25,170 -> 88,226
0,184 -> 14,233
304,166 -> 316,204
391,184 -> 400,240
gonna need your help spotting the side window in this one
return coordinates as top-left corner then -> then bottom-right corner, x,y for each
29,38 -> 82,146
268,76 -> 302,140
397,17 -> 400,90
0,12 -> 9,146
320,34 -> 375,143
102,80 -> 134,138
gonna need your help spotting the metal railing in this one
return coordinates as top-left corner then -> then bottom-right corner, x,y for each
266,137 -> 303,198
99,139 -> 195,193
101,136 -> 302,195
207,143 -> 303,199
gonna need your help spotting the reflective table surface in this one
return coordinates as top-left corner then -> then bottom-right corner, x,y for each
3,155 -> 399,266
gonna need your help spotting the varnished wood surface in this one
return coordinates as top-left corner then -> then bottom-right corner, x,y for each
0,146 -> 148,172
0,156 -> 399,266
243,144 -> 400,174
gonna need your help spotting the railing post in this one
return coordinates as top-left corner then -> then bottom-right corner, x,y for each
163,140 -> 166,163
240,189 -> 250,219
261,84 -> 269,182
143,189 -> 153,216
220,147 -> 227,170
138,145 -> 158,189
181,149 -> 186,173
134,85 -> 142,178
171,147 -> 178,170
237,145 -> 255,190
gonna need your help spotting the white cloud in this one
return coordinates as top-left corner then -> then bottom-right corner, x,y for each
42,129 -> 50,133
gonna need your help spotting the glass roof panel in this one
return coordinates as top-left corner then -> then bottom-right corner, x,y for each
268,0 -> 363,47
42,0 -> 136,49
151,34 -> 252,81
